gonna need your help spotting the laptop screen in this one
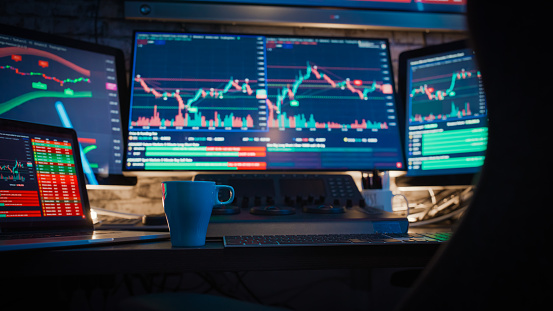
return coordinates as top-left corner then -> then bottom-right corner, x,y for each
0,118 -> 92,232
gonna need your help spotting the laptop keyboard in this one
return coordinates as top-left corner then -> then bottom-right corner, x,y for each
223,232 -> 451,247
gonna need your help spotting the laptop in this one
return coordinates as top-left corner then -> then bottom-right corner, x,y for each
0,118 -> 169,251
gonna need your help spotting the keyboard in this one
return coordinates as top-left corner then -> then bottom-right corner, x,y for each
223,232 -> 451,247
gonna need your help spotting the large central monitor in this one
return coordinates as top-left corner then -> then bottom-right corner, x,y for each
0,25 -> 135,187
124,32 -> 404,172
396,40 -> 488,187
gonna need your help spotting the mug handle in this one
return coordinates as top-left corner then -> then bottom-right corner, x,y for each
214,185 -> 235,205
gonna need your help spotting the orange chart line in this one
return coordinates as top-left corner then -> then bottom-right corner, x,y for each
0,47 -> 91,76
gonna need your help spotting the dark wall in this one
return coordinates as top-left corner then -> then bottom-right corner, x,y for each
2,0 -> 466,82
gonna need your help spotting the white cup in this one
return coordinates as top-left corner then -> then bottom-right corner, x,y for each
362,189 -> 408,215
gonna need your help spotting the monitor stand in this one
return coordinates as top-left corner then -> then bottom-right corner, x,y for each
194,173 -> 409,237
212,205 -> 241,215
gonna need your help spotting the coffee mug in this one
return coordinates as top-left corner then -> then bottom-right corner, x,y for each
362,189 -> 408,215
161,181 -> 234,247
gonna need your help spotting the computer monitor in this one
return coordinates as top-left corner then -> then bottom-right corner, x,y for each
396,40 -> 488,187
124,32 -> 404,172
0,24 -> 135,187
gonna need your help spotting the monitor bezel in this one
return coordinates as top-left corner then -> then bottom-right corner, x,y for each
395,39 -> 484,187
124,30 -> 405,173
0,24 -> 136,187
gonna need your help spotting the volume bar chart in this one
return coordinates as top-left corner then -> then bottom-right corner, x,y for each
411,102 -> 472,123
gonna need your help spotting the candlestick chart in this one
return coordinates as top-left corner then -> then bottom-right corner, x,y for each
0,134 -> 35,186
129,34 -> 267,131
409,58 -> 486,124
265,38 -> 396,131
0,160 -> 30,183
132,75 -> 258,129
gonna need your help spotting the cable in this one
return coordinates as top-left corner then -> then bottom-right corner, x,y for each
409,205 -> 467,227
195,272 -> 237,298
233,271 -> 263,304
402,186 -> 473,225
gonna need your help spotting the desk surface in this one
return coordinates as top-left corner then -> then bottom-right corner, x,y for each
2,236 -> 443,277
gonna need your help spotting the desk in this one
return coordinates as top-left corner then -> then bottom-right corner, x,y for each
1,233 -> 447,311
2,238 -> 442,277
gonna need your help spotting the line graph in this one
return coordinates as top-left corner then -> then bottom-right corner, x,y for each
0,46 -> 91,76
0,46 -> 95,115
129,34 -> 267,131
410,69 -> 479,101
1,64 -> 91,87
0,90 -> 92,115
